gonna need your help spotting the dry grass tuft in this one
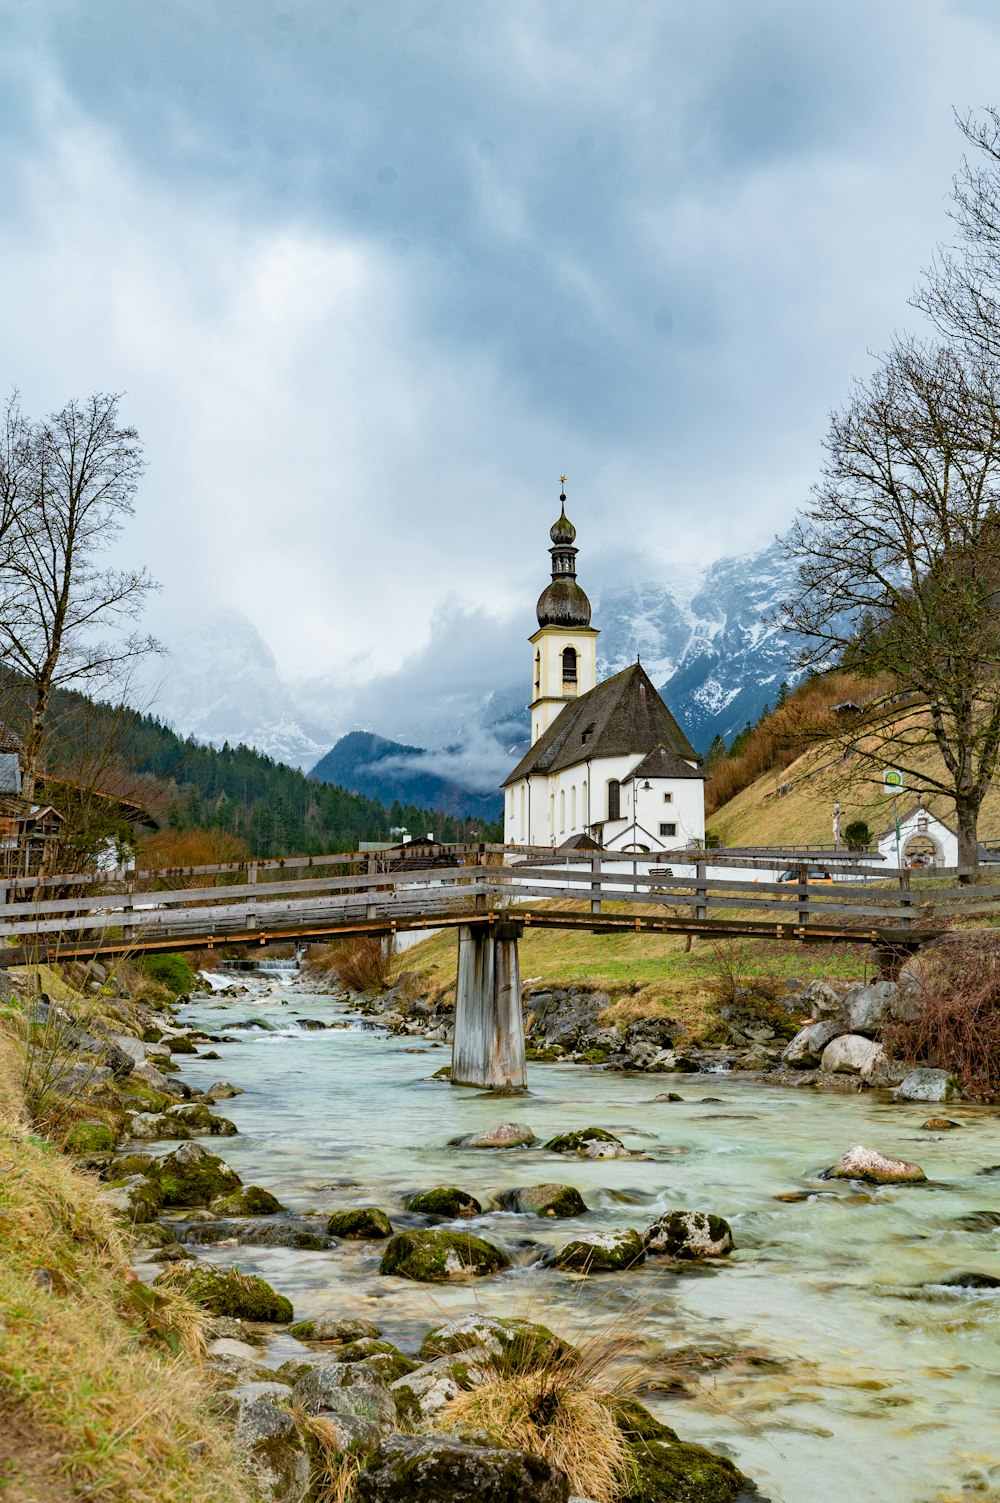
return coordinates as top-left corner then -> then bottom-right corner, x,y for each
305,936 -> 393,993
293,1410 -> 364,1503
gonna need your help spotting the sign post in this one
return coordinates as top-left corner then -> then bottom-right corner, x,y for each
883,770 -> 904,868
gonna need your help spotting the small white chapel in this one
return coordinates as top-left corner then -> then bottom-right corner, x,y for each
502,487 -> 706,852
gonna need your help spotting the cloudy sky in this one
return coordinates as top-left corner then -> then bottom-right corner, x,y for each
3,1 -> 1000,720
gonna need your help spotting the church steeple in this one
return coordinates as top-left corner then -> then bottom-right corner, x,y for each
529,480 -> 599,744
536,483 -> 592,629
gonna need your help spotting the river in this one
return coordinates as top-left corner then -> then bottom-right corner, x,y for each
168,989 -> 1000,1503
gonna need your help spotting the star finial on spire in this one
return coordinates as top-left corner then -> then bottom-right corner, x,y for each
559,474 -> 567,503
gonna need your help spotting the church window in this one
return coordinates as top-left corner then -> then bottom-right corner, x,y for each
607,779 -> 620,821
663,792 -> 672,803
581,722 -> 595,744
559,789 -> 566,832
570,784 -> 577,827
659,822 -> 677,838
562,646 -> 578,684
534,651 -> 541,695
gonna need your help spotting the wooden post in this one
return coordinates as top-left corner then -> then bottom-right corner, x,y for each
590,854 -> 602,917
695,860 -> 707,923
246,862 -> 258,931
451,919 -> 526,1091
898,868 -> 913,930
366,854 -> 377,922
797,863 -> 809,929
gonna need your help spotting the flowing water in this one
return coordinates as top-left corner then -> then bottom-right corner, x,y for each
166,990 -> 1000,1503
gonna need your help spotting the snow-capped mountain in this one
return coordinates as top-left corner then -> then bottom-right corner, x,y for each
145,538 -> 805,810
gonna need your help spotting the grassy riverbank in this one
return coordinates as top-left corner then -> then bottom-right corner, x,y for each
397,904 -> 871,1034
0,990 -> 251,1503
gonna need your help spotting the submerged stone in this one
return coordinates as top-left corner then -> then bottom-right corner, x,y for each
453,1122 -> 536,1149
288,1316 -> 382,1342
824,1145 -> 926,1184
380,1228 -> 510,1282
645,1210 -> 735,1260
553,1227 -> 645,1273
406,1187 -> 482,1217
326,1207 -> 393,1239
922,1118 -> 963,1131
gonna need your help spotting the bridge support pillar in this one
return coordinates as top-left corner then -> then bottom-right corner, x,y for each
451,920 -> 526,1091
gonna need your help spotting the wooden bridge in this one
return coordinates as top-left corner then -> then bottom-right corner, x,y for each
2,843 -> 995,1091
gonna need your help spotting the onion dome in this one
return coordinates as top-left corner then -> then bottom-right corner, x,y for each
536,484 -> 592,628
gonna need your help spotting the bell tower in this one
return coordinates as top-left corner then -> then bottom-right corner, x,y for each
529,482 -> 599,743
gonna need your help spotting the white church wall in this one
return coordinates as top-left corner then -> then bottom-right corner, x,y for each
615,776 -> 705,851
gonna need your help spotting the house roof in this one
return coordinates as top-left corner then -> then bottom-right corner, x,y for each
621,745 -> 707,783
558,831 -> 603,850
0,724 -> 23,756
503,663 -> 699,786
0,752 -> 21,796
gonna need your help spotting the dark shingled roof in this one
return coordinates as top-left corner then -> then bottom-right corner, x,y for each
622,745 -> 707,783
0,723 -> 23,755
503,663 -> 700,786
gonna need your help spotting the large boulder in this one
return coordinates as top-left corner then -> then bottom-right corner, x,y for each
127,1111 -> 192,1142
380,1229 -> 510,1281
824,1145 -> 927,1184
454,1122 -> 537,1149
644,1210 -> 734,1260
130,1058 -> 189,1101
354,1434 -> 570,1503
495,1184 -> 588,1217
844,980 -> 904,1035
894,1068 -> 960,1103
553,1228 -> 645,1273
212,1186 -> 285,1215
820,1034 -> 887,1081
292,1360 -> 397,1434
288,1316 -> 381,1342
96,1174 -> 163,1224
166,1102 -> 238,1136
390,1358 -> 471,1423
782,1020 -> 845,1068
801,979 -> 851,1021
156,1264 -> 293,1321
406,1188 -> 482,1218
155,1141 -> 242,1206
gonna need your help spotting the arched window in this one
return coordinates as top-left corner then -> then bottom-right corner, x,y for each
559,789 -> 566,832
570,784 -> 577,828
519,786 -> 526,840
561,646 -> 578,685
534,650 -> 541,695
549,793 -> 555,837
607,778 -> 620,821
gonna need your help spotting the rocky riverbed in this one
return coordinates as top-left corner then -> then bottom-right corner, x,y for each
40,956 -> 1000,1503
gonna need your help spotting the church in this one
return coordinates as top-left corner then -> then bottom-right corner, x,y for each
502,488 -> 706,852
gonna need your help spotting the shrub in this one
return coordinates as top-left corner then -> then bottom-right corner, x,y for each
844,819 -> 872,851
142,954 -> 196,997
884,933 -> 1000,1100
305,937 -> 392,994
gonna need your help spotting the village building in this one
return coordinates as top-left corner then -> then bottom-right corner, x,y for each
876,805 -> 958,870
502,491 -> 706,852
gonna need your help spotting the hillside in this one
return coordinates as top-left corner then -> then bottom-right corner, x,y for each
0,673 -> 499,861
310,730 -> 504,820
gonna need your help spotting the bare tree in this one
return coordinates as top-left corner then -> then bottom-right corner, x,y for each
0,393 -> 38,587
915,108 -> 1000,360
779,338 -> 1000,872
0,392 -> 160,808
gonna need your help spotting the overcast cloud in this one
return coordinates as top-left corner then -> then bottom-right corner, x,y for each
2,1 -> 1000,730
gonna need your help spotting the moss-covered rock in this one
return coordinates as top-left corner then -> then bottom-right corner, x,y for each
166,1102 -> 238,1136
543,1126 -> 627,1156
644,1211 -> 734,1261
553,1227 -> 645,1273
128,1112 -> 192,1142
288,1316 -> 382,1343
327,1206 -> 393,1239
118,1081 -> 172,1114
406,1187 -> 482,1217
211,1186 -> 285,1216
155,1265 -> 292,1322
354,1433 -> 570,1503
495,1183 -> 587,1217
418,1315 -> 573,1372
131,1220 -> 178,1250
332,1339 -> 419,1384
65,1120 -> 116,1153
98,1174 -> 164,1224
607,1395 -> 679,1442
380,1229 -> 510,1282
109,1151 -> 156,1178
619,1437 -> 754,1501
155,1141 -> 242,1207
